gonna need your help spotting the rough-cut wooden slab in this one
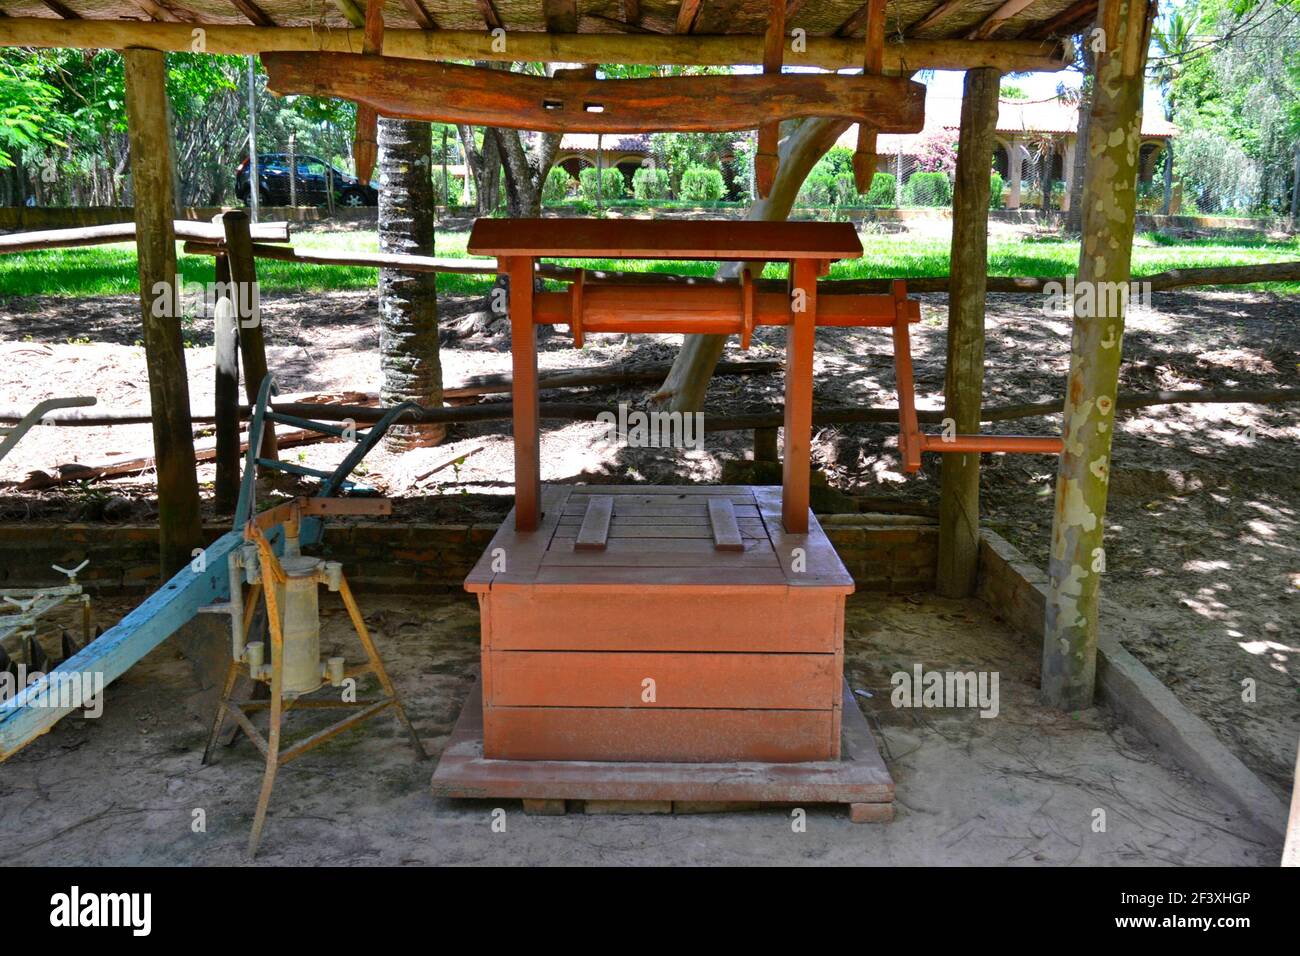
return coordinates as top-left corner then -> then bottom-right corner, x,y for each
574,494 -> 613,551
707,497 -> 744,551
432,678 -> 894,814
487,651 -> 837,709
264,54 -> 925,137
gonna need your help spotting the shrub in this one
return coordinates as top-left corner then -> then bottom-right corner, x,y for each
903,171 -> 952,207
542,167 -> 574,204
679,165 -> 725,202
988,172 -> 1005,209
632,165 -> 671,200
579,165 -> 627,201
864,172 -> 896,208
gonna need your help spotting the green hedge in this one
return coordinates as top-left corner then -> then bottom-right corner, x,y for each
632,166 -> 671,200
903,171 -> 952,207
989,172 -> 1005,209
679,165 -> 725,202
542,167 -> 574,203
865,172 -> 896,208
579,166 -> 628,201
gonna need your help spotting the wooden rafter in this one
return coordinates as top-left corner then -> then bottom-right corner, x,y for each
0,21 -> 1070,73
126,0 -> 190,22
332,0 -> 364,28
836,0 -> 876,36
1029,0 -> 1098,37
226,0 -> 274,27
399,0 -> 436,30
909,0 -> 963,34
543,0 -> 577,32
475,0 -> 503,30
969,0 -> 1045,39
676,0 -> 703,33
588,13 -> 659,33
624,0 -> 641,25
39,0 -> 79,18
263,53 -> 926,134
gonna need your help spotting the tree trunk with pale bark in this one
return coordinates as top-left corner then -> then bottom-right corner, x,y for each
655,117 -> 852,412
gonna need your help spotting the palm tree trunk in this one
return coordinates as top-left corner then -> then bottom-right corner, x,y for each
378,116 -> 444,449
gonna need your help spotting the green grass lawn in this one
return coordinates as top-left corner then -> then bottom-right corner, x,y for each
1,227 -> 1296,299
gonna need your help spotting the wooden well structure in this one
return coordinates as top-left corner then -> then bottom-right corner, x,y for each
0,0 -> 1165,805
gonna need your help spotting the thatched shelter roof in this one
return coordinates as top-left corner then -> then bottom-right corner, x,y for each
0,0 -> 1095,47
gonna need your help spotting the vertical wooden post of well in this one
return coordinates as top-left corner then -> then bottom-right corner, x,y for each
506,256 -> 541,531
1042,0 -> 1157,710
782,258 -> 819,534
123,47 -> 203,576
219,208 -> 277,460
936,67 -> 1001,598
213,250 -> 240,514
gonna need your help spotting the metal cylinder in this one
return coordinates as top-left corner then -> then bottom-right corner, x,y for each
276,556 -> 323,697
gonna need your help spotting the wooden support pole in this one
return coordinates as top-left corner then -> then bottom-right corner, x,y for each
1041,0 -> 1156,710
781,258 -> 818,534
213,252 -> 240,513
936,66 -> 1001,598
506,256 -> 542,532
123,47 -> 203,577
218,209 -> 277,460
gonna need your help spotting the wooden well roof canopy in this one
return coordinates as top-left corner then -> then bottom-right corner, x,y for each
0,1 -> 1079,73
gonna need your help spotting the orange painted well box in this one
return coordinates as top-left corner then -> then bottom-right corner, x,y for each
465,483 -> 853,763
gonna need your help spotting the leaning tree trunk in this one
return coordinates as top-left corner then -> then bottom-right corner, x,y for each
378,117 -> 444,449
655,117 -> 852,412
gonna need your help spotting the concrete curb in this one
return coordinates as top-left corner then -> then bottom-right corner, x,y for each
977,529 -> 1288,845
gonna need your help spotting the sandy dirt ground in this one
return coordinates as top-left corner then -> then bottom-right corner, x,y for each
0,592 -> 1277,866
1,267 -> 1295,805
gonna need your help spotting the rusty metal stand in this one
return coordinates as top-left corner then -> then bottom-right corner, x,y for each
201,498 -> 423,857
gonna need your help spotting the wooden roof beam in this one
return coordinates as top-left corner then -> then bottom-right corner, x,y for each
1029,0 -> 1098,38
400,0 -> 436,30
333,0 -> 364,28
909,0 -> 964,34
39,0 -> 79,18
475,0 -> 503,30
676,0 -> 703,33
969,0 -> 1046,39
227,0 -> 273,27
262,53 -> 926,133
544,0 -> 577,33
0,20 -> 1071,73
